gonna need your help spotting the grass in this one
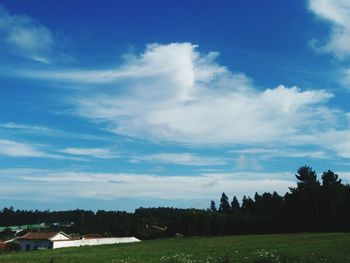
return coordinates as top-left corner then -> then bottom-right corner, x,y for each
0,233 -> 349,263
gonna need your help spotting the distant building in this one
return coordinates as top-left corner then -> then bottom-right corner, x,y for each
19,231 -> 71,251
19,231 -> 140,251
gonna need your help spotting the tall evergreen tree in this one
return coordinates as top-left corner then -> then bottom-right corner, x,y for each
231,196 -> 240,212
291,166 -> 321,229
294,165 -> 320,191
322,170 -> 341,187
210,200 -> 217,211
219,193 -> 230,212
241,196 -> 254,212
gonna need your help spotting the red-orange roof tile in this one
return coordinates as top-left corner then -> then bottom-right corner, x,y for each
20,232 -> 60,240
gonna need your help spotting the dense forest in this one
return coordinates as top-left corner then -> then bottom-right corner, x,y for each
1,166 -> 350,240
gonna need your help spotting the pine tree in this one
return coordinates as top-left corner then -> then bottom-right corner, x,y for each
231,196 -> 240,212
219,192 -> 230,212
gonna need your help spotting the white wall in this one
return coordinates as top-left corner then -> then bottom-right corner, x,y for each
51,232 -> 70,241
53,237 -> 140,249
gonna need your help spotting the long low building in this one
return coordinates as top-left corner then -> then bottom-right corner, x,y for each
19,231 -> 140,251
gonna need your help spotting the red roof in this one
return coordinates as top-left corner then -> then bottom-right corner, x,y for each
0,242 -> 5,249
20,232 -> 61,240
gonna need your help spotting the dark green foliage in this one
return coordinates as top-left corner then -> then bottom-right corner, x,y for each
230,196 -> 240,212
219,193 -> 230,212
210,200 -> 217,211
322,170 -> 341,187
294,165 -> 320,191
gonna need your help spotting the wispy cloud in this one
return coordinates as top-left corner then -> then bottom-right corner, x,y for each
21,43 -> 225,85
0,139 -> 46,158
0,5 -> 54,63
0,139 -> 86,161
58,147 -> 118,159
234,155 -> 263,171
0,122 -> 110,141
308,0 -> 350,90
309,0 -> 350,59
0,168 -> 296,201
131,153 -> 227,166
231,147 -> 329,159
0,122 -> 50,132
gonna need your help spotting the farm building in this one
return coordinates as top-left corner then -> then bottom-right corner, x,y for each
19,231 -> 140,251
19,231 -> 71,251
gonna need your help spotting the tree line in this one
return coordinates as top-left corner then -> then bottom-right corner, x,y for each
0,166 -> 350,239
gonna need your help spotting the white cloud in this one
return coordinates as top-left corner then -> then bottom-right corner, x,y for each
17,43 -> 350,156
59,147 -> 118,159
131,153 -> 226,166
0,122 -> 50,132
315,130 -> 350,158
0,122 -> 109,141
0,5 -> 54,62
309,0 -> 350,58
0,139 -> 86,161
234,155 -> 263,171
69,44 -> 336,145
23,43 -> 225,86
342,68 -> 350,87
0,168 -> 295,201
232,148 -> 328,159
0,139 -> 46,157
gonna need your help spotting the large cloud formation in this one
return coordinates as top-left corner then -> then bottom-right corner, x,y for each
72,43 -> 335,145
24,43 -> 350,154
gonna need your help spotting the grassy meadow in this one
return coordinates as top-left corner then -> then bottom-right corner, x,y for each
0,233 -> 349,263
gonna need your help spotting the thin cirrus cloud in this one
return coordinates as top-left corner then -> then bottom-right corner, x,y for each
21,43 -> 350,156
58,147 -> 118,159
0,168 -> 296,201
130,153 -> 227,166
0,139 -> 86,161
232,148 -> 328,159
0,122 -> 110,141
0,5 -> 54,63
0,139 -> 46,158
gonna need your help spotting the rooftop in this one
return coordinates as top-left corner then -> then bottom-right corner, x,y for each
20,232 -> 62,240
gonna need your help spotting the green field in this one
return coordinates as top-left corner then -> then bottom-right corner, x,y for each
1,233 -> 349,263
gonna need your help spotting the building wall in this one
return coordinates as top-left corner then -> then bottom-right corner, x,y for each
53,237 -> 140,249
51,232 -> 70,241
20,240 -> 53,251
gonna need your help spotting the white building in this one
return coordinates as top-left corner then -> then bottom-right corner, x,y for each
19,231 -> 71,251
19,231 -> 140,251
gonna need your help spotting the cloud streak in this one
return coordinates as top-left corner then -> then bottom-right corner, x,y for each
0,168 -> 295,201
131,153 -> 227,166
59,147 -> 118,159
0,139 -> 86,161
0,5 -> 54,63
0,139 -> 46,158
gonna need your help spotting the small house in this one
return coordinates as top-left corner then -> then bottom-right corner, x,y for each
19,231 -> 70,251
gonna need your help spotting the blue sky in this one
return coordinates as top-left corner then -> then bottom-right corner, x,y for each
1,0 -> 350,211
